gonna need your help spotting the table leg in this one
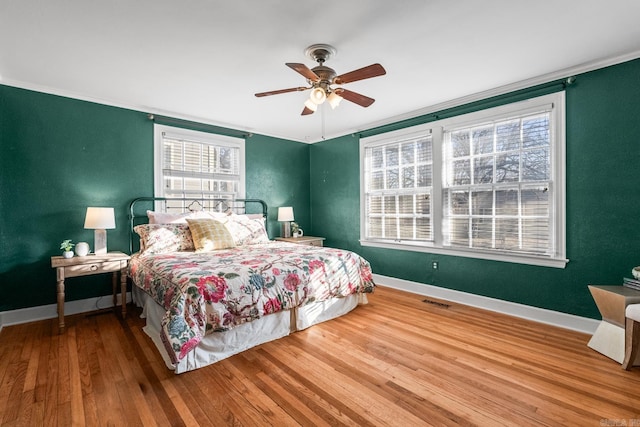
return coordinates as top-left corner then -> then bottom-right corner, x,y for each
56,267 -> 65,334
112,271 -> 117,310
120,265 -> 127,318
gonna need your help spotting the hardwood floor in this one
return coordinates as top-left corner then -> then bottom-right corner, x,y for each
1,285 -> 639,426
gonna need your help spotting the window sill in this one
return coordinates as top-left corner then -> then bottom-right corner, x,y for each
359,239 -> 568,268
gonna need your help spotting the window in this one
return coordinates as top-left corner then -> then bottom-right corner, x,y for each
360,92 -> 566,268
363,131 -> 434,243
154,125 -> 245,204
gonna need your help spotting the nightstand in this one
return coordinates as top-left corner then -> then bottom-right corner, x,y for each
275,236 -> 325,247
51,251 -> 130,333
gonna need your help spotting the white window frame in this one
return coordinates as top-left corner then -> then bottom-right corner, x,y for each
360,92 -> 567,268
153,124 -> 245,200
361,127 -> 436,244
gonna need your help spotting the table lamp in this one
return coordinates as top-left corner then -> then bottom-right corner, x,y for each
277,206 -> 294,238
84,207 -> 116,254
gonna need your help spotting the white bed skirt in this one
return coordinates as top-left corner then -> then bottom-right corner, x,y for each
133,286 -> 367,374
296,292 -> 368,330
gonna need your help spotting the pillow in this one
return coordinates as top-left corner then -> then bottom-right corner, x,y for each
243,213 -> 266,221
134,224 -> 195,253
147,210 -> 227,224
186,218 -> 236,252
147,210 -> 191,224
223,214 -> 270,246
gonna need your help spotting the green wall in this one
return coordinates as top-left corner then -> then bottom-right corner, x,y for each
0,85 -> 309,311
246,134 -> 311,237
310,58 -> 640,319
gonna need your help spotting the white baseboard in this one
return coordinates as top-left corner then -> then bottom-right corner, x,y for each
0,292 -> 131,333
375,274 -> 599,335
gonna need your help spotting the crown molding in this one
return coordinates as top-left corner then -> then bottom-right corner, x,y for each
349,49 -> 640,141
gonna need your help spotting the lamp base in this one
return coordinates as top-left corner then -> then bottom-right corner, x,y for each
281,222 -> 291,238
94,229 -> 107,254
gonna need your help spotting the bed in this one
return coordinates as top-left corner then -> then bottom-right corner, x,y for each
127,197 -> 375,373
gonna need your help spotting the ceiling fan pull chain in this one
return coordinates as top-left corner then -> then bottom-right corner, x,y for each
321,103 -> 326,140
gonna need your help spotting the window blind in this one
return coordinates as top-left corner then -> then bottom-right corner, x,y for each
442,111 -> 553,255
160,132 -> 241,201
364,133 -> 433,242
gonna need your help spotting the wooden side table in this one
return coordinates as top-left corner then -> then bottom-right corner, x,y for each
51,251 -> 130,333
275,236 -> 326,247
588,285 -> 640,364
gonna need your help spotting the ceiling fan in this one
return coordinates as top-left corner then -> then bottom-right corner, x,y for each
254,44 -> 386,116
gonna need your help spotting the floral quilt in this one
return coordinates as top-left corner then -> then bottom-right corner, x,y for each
129,242 -> 375,364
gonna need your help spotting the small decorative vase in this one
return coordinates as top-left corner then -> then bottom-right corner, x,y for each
62,250 -> 74,259
76,242 -> 90,257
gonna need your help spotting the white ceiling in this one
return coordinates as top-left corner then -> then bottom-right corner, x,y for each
2,1 -> 640,143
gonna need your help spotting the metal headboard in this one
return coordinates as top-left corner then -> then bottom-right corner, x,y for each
128,197 -> 268,254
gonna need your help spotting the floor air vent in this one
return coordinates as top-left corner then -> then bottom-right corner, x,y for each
422,299 -> 451,308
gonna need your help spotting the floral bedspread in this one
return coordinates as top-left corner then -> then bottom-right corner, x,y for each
129,242 -> 375,364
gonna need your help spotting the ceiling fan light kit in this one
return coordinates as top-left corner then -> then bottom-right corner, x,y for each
327,91 -> 342,109
309,87 -> 327,104
255,43 -> 386,116
303,98 -> 318,112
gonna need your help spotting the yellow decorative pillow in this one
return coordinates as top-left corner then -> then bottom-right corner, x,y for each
186,218 -> 236,252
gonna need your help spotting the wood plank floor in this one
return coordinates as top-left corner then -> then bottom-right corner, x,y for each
1,285 -> 639,426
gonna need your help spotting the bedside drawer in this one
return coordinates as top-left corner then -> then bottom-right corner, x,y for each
275,236 -> 325,247
63,260 -> 125,278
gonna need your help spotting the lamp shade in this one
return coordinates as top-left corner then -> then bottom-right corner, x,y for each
303,99 -> 318,112
309,87 -> 326,105
277,207 -> 294,222
327,91 -> 343,109
84,207 -> 116,229
84,207 -> 115,255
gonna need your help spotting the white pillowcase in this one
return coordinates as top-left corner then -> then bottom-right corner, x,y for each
147,210 -> 227,224
221,214 -> 270,246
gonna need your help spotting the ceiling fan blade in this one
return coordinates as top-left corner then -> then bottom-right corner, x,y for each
286,63 -> 321,82
333,63 -> 386,85
301,106 -> 315,116
334,88 -> 375,107
255,87 -> 309,97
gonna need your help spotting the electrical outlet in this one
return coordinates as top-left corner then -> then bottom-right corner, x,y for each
432,261 -> 439,270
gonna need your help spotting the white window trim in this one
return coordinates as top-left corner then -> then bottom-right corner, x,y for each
153,124 -> 246,199
360,92 -> 567,268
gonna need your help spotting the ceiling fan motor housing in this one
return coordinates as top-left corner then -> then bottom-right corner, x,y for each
306,44 -> 338,90
309,65 -> 336,86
